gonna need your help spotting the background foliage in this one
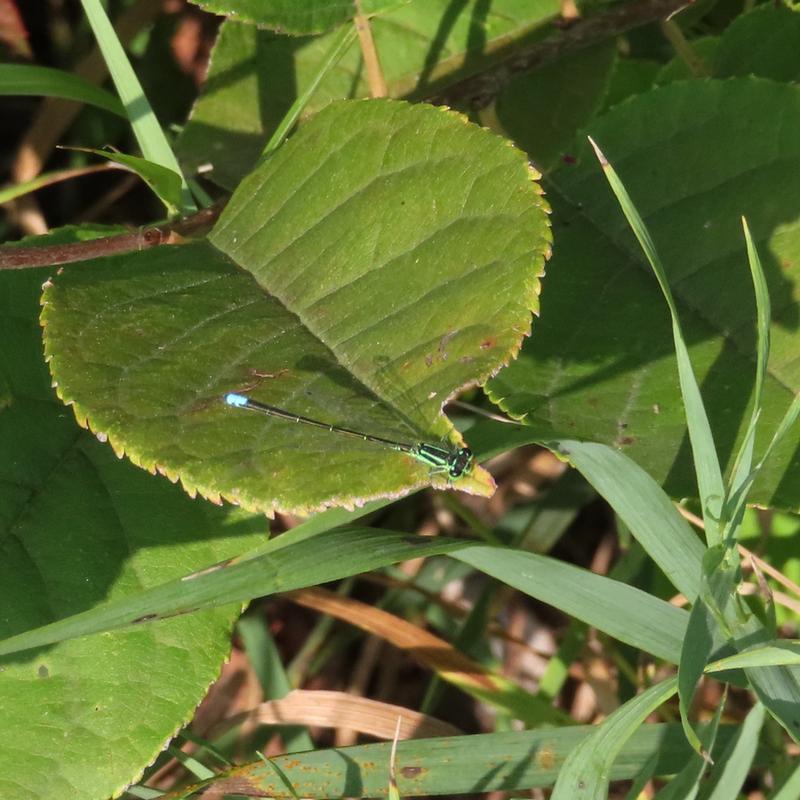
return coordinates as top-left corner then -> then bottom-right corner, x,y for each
1,1 -> 799,799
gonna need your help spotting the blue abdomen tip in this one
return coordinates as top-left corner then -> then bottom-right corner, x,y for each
224,393 -> 248,407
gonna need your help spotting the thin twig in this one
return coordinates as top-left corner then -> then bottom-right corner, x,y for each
354,0 -> 388,98
0,201 -> 225,270
660,19 -> 710,76
429,0 -> 695,110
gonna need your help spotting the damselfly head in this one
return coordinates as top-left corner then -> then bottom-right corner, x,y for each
449,447 -> 474,479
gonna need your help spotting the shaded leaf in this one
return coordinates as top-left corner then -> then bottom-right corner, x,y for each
713,4 -> 800,82
489,78 -> 800,511
176,1 -> 560,188
0,250 -> 265,800
186,0 -> 401,35
495,43 -> 616,173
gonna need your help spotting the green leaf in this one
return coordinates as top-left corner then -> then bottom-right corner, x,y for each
444,424 -> 708,606
678,598 -> 717,757
676,542 -> 742,759
601,56 -> 661,111
710,575 -> 800,745
176,1 -> 560,188
0,63 -> 126,117
43,99 -> 550,513
488,78 -> 800,511
743,656 -> 800,745
771,759 -> 800,800
259,23 -> 358,159
0,254 -> 265,800
654,37 -> 719,86
550,678 -> 678,800
186,0 -> 401,34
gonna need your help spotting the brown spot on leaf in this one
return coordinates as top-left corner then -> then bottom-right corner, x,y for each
480,337 -> 495,350
401,766 -> 425,778
536,746 -> 556,770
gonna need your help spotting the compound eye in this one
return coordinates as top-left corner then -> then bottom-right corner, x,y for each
449,447 -> 474,478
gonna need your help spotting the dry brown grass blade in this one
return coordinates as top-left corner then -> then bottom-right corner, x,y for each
287,587 -> 498,692
206,689 -> 461,742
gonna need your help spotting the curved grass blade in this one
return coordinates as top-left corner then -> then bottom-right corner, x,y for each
455,546 -> 688,663
589,137 -> 725,546
550,678 -> 678,800
0,529 -> 471,656
157,722 -> 746,799
0,63 -> 126,116
79,0 -> 195,212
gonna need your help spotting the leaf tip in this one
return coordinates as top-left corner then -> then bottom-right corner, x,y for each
587,135 -> 608,167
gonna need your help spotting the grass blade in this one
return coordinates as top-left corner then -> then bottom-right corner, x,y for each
160,721 -> 746,798
706,641 -> 800,672
79,0 -> 195,213
546,439 -> 705,600
0,529 -> 469,656
589,137 -> 725,546
723,217 -> 772,537
0,63 -> 125,116
703,702 -> 765,800
260,23 -> 357,160
456,546 -> 688,663
770,759 -> 800,800
550,677 -> 678,800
